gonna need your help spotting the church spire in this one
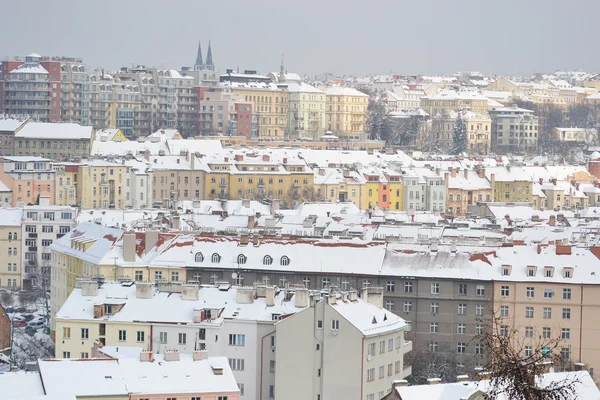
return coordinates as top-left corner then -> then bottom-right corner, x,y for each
194,41 -> 203,70
280,53 -> 285,76
206,41 -> 214,70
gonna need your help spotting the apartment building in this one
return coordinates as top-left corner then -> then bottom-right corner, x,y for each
55,280 -> 304,400
0,209 -> 23,289
59,61 -> 91,126
198,87 -> 252,136
53,162 -> 80,206
275,288 -> 412,400
325,86 -> 369,139
124,158 -> 152,208
0,117 -> 28,156
277,79 -> 325,139
0,156 -> 55,206
77,160 -> 129,209
313,167 -> 366,207
493,244 -> 600,371
13,121 -> 94,160
363,169 -> 403,211
420,89 -> 491,116
21,202 -> 76,287
151,153 -> 207,205
401,168 -> 445,212
446,168 -> 493,216
489,105 -> 539,154
553,127 -> 598,143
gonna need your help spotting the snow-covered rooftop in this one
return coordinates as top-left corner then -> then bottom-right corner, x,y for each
15,122 -> 93,140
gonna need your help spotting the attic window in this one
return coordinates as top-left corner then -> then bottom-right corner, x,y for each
104,376 -> 112,380
527,266 -> 537,277
502,265 -> 512,276
211,253 -> 221,264
544,267 -> 554,278
237,254 -> 247,265
195,252 -> 204,263
372,316 -> 377,324
280,256 -> 290,266
263,255 -> 273,266
563,267 -> 573,278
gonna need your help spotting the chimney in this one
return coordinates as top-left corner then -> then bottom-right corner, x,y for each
211,363 -> 224,375
236,287 -> 254,304
451,168 -> 457,178
427,378 -> 442,385
144,230 -> 159,254
435,167 -> 440,176
224,157 -> 229,162
240,234 -> 249,245
464,169 -> 468,179
242,198 -> 250,208
557,213 -> 565,222
193,349 -> 209,361
392,380 -> 409,390
361,287 -> 384,309
327,293 -> 337,305
549,215 -> 556,226
123,232 -> 137,262
140,349 -> 153,362
262,154 -> 270,162
477,167 -> 485,179
552,178 -> 557,186
172,215 -> 180,230
247,215 -> 255,229
252,235 -> 259,246
81,280 -> 98,297
348,290 -> 358,302
164,349 -> 180,362
136,282 -> 153,299
537,244 -> 543,254
539,178 -> 543,185
270,199 -> 280,213
235,154 -> 244,162
283,157 -> 288,164
295,288 -> 309,308
266,286 -> 275,306
456,374 -> 470,382
181,283 -> 199,300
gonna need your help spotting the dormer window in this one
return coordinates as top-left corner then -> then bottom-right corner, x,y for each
502,265 -> 512,276
280,256 -> 290,266
263,255 -> 273,265
211,253 -> 221,264
104,305 -> 113,315
195,252 -> 204,263
544,267 -> 554,278
527,266 -> 537,277
563,267 -> 573,278
237,254 -> 247,265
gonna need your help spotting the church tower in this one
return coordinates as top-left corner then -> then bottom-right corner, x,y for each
194,40 -> 215,71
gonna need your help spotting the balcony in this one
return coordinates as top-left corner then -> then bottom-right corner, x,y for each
28,246 -> 38,252
402,365 -> 412,377
28,233 -> 38,238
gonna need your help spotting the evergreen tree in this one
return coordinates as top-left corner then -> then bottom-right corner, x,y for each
452,112 -> 467,154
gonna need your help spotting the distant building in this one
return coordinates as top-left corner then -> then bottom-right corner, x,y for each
0,156 -> 55,206
552,127 -> 598,143
0,209 -> 22,289
13,121 -> 94,160
489,105 -> 539,154
325,86 -> 369,140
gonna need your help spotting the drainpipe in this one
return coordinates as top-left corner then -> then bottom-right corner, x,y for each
259,329 -> 276,400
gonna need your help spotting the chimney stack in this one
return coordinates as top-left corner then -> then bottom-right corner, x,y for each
164,349 -> 180,362
266,286 -> 275,306
136,282 -> 153,299
81,280 -> 98,297
181,283 -> 199,301
193,349 -> 209,361
295,288 -> 309,308
144,230 -> 159,254
140,349 -> 153,362
361,287 -> 384,309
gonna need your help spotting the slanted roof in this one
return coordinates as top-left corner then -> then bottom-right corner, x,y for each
15,122 -> 93,140
328,296 -> 406,336
0,118 -> 29,133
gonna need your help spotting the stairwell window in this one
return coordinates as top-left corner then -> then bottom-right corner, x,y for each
331,320 -> 339,330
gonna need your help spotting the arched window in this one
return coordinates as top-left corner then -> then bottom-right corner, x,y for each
8,233 -> 12,240
280,256 -> 290,266
263,255 -> 273,265
237,254 -> 247,265
211,253 -> 221,264
195,252 -> 204,263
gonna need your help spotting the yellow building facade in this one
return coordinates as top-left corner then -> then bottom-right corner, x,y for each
325,87 -> 369,139
236,86 -> 288,138
77,162 -> 128,209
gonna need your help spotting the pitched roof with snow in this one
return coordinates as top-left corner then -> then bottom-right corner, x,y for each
15,122 -> 93,140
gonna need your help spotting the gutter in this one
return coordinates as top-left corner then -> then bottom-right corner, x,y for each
259,329 -> 275,400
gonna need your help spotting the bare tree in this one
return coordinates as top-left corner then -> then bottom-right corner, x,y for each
405,342 -> 458,384
474,313 -> 581,399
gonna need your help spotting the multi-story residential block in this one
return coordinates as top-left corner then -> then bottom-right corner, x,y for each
221,72 -> 288,138
124,158 -> 152,209
0,156 -> 55,206
420,89 -> 491,116
552,127 -> 598,143
446,168 -> 493,216
21,201 -> 76,287
489,105 -> 539,154
0,304 -> 9,357
13,121 -> 94,160
363,169 -> 403,211
484,166 -> 533,203
0,180 -> 11,206
275,288 -> 412,400
53,162 -> 79,206
0,53 -> 61,122
77,160 -> 129,209
0,117 -> 28,156
198,87 -> 252,136
276,75 -> 325,139
59,60 -> 91,126
401,168 -> 445,212
313,167 -> 365,206
55,280 -> 303,400
0,209 -> 22,289
151,153 -> 207,205
325,86 -> 369,139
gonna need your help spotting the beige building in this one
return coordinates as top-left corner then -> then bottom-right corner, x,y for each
277,76 -> 325,139
437,111 -> 491,153
493,245 -> 600,372
325,86 -> 369,139
421,89 -> 491,116
13,122 -> 94,161
276,288 -> 412,400
0,209 -> 22,289
552,127 -> 598,143
77,161 -> 128,209
150,153 -> 207,205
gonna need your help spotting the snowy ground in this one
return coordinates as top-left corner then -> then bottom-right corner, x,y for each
1,291 -> 54,369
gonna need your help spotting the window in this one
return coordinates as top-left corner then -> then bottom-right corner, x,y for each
237,254 -> 247,264
269,385 -> 275,398
563,288 -> 572,300
178,333 -> 187,345
525,326 -> 534,337
404,281 -> 413,292
159,332 -> 167,344
431,283 -> 440,294
367,343 -> 375,356
457,343 -> 466,353
386,281 -> 395,292
524,346 -> 533,357
430,302 -> 439,315
137,331 -> 145,342
118,330 -> 126,341
501,285 -> 510,296
212,253 -> 221,263
543,307 -> 552,319
458,303 -> 466,315
385,300 -> 395,311
457,323 -> 466,334
367,368 -> 375,381
476,324 -> 484,335
395,361 -> 401,374
218,397 -> 229,400
458,283 -> 467,295
263,255 -> 273,265
403,301 -> 412,313
154,271 -> 162,281
63,327 -> 71,339
500,325 -> 509,336
195,252 -> 204,262
229,358 -> 245,371
430,322 -> 439,333
562,308 -> 571,319
429,342 -> 438,352
476,305 -> 484,316
543,327 -> 551,339
331,320 -> 339,330
388,363 -> 393,376
229,334 -> 246,346
562,328 -> 571,339
379,365 -> 385,378
544,288 -> 554,299
526,307 -> 534,318
388,339 -> 393,352
476,285 -> 485,296
500,305 -> 509,317
280,256 -> 290,266
526,287 -> 535,298
134,271 -> 143,281
81,328 -> 89,339
81,352 -> 89,358
171,271 -> 179,282
63,352 -> 70,359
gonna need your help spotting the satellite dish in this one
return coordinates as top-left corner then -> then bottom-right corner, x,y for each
231,272 -> 238,279
366,354 -> 373,361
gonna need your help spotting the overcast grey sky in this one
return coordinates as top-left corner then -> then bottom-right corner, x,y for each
2,0 -> 598,77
